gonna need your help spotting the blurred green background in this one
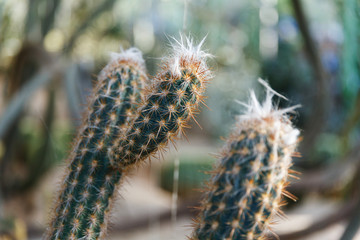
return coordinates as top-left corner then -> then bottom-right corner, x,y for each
0,0 -> 359,239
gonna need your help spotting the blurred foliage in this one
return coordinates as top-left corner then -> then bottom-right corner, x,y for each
159,154 -> 214,199
0,217 -> 27,240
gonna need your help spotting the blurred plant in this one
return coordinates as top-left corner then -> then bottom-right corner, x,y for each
0,217 -> 27,240
0,42 -> 58,229
0,43 -> 50,189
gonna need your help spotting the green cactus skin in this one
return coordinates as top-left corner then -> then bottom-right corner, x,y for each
45,48 -> 148,240
109,37 -> 212,169
191,81 -> 300,240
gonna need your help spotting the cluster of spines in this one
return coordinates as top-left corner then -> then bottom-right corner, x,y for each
110,37 -> 212,168
45,48 -> 148,240
191,80 -> 300,240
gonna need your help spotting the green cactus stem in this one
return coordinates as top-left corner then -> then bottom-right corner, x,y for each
46,37 -> 212,240
109,37 -> 212,168
45,48 -> 148,240
191,80 -> 300,240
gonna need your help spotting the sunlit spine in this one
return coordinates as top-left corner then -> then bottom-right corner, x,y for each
191,80 -> 300,240
45,48 -> 148,240
110,37 -> 212,168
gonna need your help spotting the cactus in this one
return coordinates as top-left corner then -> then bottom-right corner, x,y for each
46,37 -> 212,240
45,48 -> 148,240
191,80 -> 300,240
109,37 -> 212,168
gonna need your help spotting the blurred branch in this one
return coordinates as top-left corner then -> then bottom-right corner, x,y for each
341,199 -> 360,240
340,169 -> 360,240
275,196 -> 358,240
0,63 -> 62,139
63,0 -> 116,54
279,168 -> 360,240
291,0 -> 327,91
41,0 -> 62,38
25,0 -> 40,40
291,0 -> 330,155
289,142 -> 360,194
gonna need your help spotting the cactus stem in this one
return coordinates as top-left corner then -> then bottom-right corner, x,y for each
45,48 -> 148,240
109,36 -> 212,169
191,79 -> 300,240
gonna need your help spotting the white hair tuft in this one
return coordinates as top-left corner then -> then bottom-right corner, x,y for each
236,78 -> 300,146
99,47 -> 146,81
109,47 -> 145,68
166,34 -> 213,77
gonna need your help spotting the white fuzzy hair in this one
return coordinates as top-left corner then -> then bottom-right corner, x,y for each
109,47 -> 145,67
166,34 -> 213,77
99,47 -> 146,80
236,78 -> 301,145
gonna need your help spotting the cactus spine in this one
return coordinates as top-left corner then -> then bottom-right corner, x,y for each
110,37 -> 212,168
45,48 -> 148,240
191,80 -> 300,240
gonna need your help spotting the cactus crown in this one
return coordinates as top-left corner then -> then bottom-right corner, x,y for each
235,78 -> 300,146
166,35 -> 213,77
98,47 -> 147,82
192,79 -> 300,240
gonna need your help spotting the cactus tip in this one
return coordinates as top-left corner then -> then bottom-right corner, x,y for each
167,34 -> 213,78
99,47 -> 146,81
236,78 -> 300,145
110,47 -> 146,68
